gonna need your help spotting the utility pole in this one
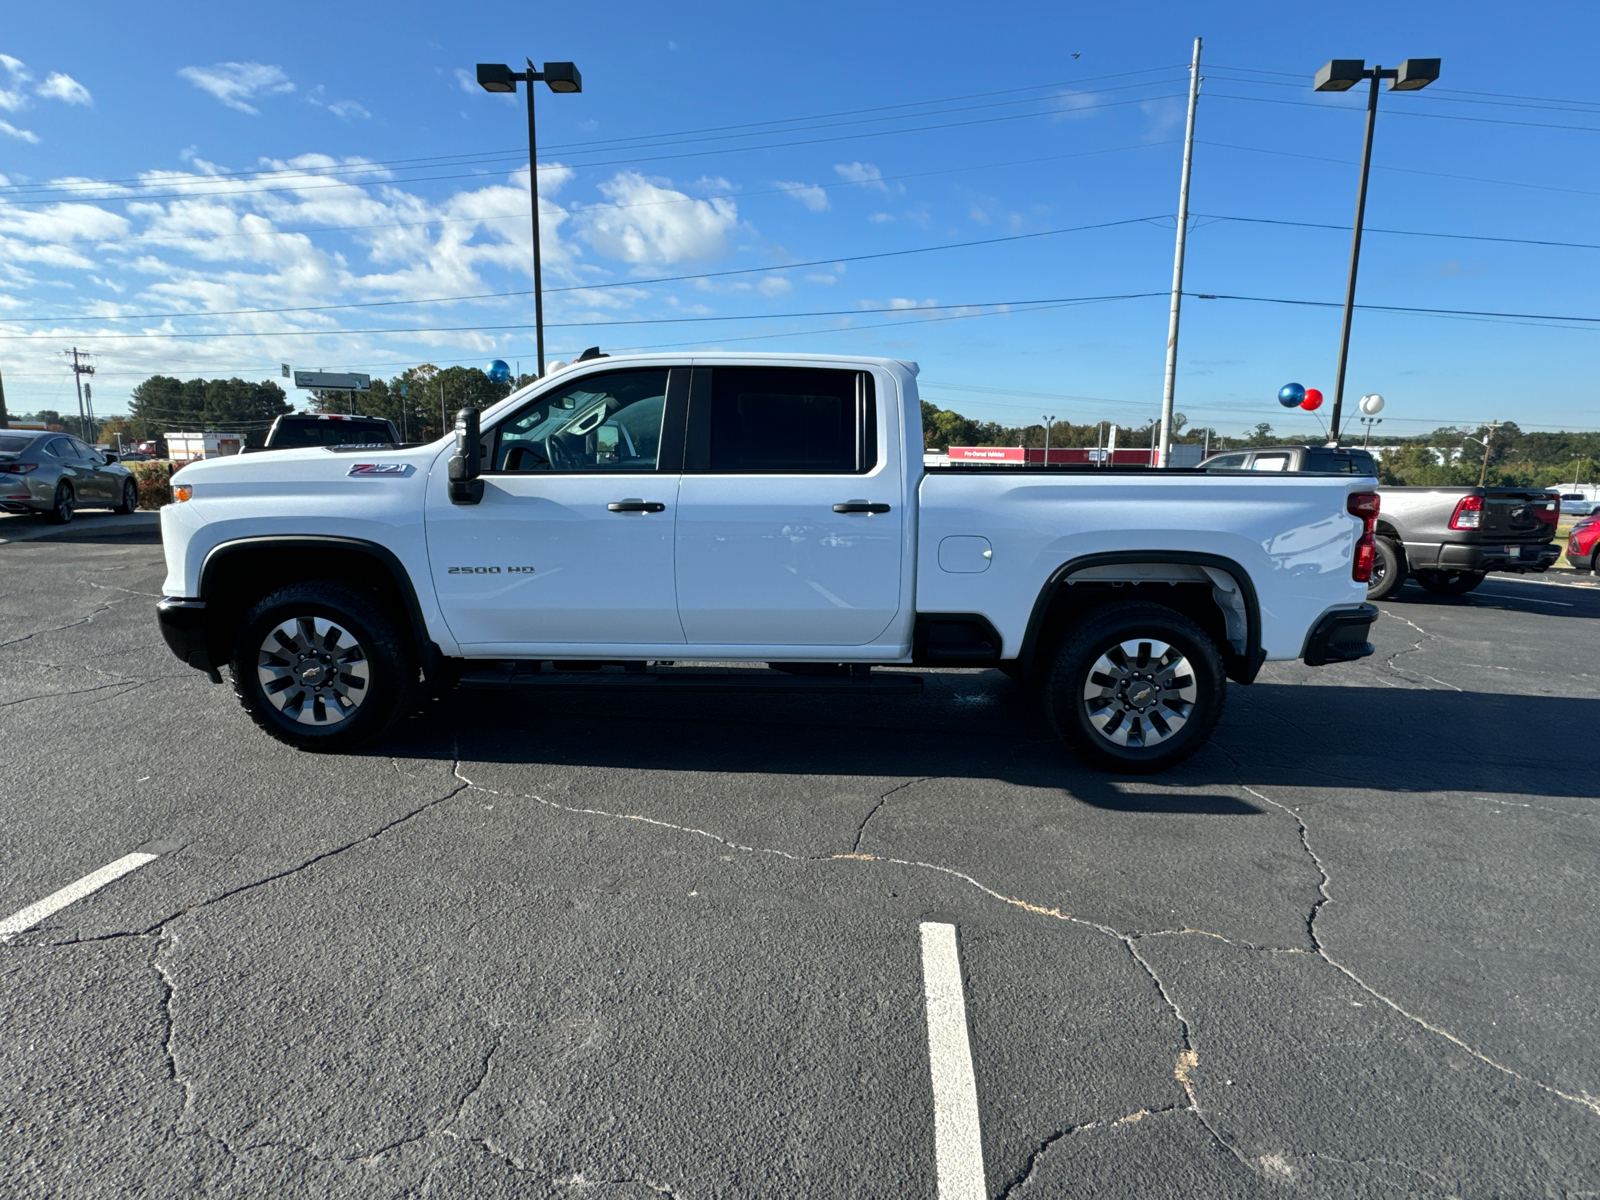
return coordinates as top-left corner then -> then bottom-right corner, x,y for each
0,363 -> 9,428
1158,35 -> 1203,469
65,348 -> 95,441
1476,421 -> 1500,487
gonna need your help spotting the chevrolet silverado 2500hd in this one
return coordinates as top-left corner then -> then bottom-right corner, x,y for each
156,353 -> 1380,772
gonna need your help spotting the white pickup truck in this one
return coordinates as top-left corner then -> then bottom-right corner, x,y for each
156,352 -> 1380,771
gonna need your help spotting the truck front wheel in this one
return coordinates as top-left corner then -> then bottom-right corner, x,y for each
229,580 -> 412,751
1043,603 -> 1226,774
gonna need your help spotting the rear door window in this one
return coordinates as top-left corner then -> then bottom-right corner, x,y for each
1202,453 -> 1248,470
699,367 -> 875,473
1250,453 -> 1290,472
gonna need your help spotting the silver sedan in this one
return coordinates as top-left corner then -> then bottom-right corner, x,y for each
0,431 -> 139,523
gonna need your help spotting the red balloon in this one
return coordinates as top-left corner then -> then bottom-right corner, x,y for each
1301,388 -> 1324,411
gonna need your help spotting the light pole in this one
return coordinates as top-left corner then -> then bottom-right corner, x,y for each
1314,57 -> 1440,444
477,59 -> 583,378
1041,414 -> 1056,468
1359,416 -> 1383,447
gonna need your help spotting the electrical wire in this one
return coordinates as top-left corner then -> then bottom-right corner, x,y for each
0,215 -> 1168,324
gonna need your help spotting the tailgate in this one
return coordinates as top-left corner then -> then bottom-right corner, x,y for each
1481,490 -> 1557,541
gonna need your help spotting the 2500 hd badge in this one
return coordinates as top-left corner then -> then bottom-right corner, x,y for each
446,565 -> 536,574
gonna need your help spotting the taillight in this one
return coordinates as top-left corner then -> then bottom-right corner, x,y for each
1536,500 -> 1559,526
1449,495 -> 1484,530
0,461 -> 38,475
1353,534 -> 1376,582
1347,491 -> 1380,581
1346,491 -> 1380,521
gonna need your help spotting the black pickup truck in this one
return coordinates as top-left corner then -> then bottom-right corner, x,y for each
1198,445 -> 1560,599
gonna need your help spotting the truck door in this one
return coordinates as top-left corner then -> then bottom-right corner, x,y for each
426,367 -> 687,648
673,366 -> 904,647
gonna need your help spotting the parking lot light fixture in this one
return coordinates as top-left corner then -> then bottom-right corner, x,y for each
476,58 -> 585,376
1315,56 -> 1439,444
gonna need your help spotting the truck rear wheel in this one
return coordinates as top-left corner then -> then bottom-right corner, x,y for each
1043,603 -> 1226,774
1366,537 -> 1408,600
1413,569 -> 1485,597
229,580 -> 412,751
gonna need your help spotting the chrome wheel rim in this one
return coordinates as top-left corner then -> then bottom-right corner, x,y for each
124,481 -> 137,509
256,615 -> 370,725
57,488 -> 73,519
1081,637 -> 1197,748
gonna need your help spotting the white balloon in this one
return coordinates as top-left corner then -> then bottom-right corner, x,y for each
1359,393 -> 1385,415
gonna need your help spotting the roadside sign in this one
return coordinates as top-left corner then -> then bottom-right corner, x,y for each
949,446 -> 1025,462
293,370 -> 370,391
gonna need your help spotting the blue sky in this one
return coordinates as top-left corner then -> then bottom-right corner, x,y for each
2,0 -> 1597,437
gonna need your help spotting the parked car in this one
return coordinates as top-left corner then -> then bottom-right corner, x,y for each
1197,444 -> 1378,475
1550,491 -> 1600,517
155,354 -> 1381,772
260,413 -> 401,450
0,430 -> 138,523
1198,445 -> 1560,600
1568,512 -> 1600,571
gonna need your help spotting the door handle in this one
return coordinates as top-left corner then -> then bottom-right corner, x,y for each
833,501 -> 891,514
607,498 -> 666,513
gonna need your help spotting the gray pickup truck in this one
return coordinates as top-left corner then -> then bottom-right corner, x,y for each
1198,445 -> 1560,598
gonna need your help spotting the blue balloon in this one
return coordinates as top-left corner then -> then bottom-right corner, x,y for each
486,359 -> 511,384
1278,382 -> 1306,408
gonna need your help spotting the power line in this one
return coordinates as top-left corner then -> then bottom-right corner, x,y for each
0,64 -> 1183,200
1205,89 -> 1600,136
0,292 -> 1170,342
1,215 -> 1167,324
0,90 -> 1189,207
1188,291 -> 1600,327
1193,212 -> 1600,252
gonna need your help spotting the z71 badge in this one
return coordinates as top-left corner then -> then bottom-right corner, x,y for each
347,463 -> 411,476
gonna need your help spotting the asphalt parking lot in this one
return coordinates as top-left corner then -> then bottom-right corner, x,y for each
2,512 -> 1598,1198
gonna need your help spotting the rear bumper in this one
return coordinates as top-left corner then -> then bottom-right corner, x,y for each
156,597 -> 218,678
1302,603 -> 1379,667
1435,541 -> 1561,574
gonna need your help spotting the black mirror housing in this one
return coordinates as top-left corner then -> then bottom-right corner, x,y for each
448,407 -> 484,505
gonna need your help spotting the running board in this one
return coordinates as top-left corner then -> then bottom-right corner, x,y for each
457,663 -> 924,694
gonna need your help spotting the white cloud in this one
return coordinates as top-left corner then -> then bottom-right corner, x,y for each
867,212 -> 894,224
578,172 -> 738,265
454,68 -> 477,95
1050,90 -> 1099,121
834,162 -> 889,193
693,175 -> 736,193
1140,98 -> 1184,142
0,54 -> 31,113
757,276 -> 792,297
0,119 -> 38,143
775,180 -> 829,212
178,62 -> 294,115
889,297 -> 936,310
804,273 -> 836,285
306,86 -> 371,120
37,72 -> 90,106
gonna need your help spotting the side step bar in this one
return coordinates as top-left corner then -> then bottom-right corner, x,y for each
458,662 -> 924,694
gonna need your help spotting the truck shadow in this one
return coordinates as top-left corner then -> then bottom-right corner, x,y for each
385,677 -> 1598,805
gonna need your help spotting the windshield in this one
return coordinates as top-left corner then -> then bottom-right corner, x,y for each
269,418 -> 396,448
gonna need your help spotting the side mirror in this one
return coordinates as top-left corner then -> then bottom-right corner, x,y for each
101,452 -> 118,463
448,407 -> 484,505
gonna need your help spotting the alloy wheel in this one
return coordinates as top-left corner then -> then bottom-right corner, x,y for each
256,615 -> 370,725
1081,637 -> 1197,748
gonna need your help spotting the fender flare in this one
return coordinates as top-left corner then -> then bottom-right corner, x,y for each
1016,549 -> 1264,684
199,535 -> 441,675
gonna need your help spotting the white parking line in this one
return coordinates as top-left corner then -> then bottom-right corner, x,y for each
920,921 -> 986,1200
0,851 -> 162,937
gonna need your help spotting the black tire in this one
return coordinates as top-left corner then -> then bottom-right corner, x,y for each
44,481 -> 74,524
113,478 -> 138,514
1365,537 -> 1408,600
1413,569 -> 1485,597
230,580 -> 413,752
1592,547 -> 1600,576
1042,603 -> 1226,774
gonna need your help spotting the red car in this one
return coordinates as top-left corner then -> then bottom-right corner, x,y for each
1569,513 -> 1600,570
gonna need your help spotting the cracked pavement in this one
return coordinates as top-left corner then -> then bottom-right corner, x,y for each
1,526 -> 1598,1197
